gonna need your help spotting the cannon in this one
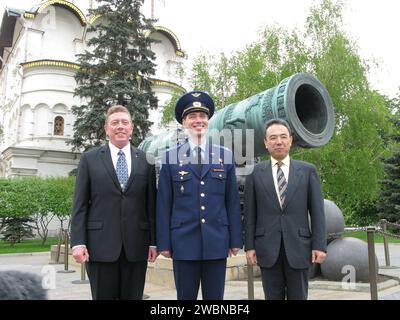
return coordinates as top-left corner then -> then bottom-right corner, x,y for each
138,73 -> 335,158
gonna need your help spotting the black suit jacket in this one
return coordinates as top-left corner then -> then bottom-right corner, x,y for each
244,158 -> 326,269
71,143 -> 156,262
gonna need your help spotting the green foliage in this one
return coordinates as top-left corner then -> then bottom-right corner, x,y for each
71,0 -> 158,150
160,91 -> 181,126
342,230 -> 400,244
0,237 -> 59,254
376,101 -> 400,223
0,177 -> 75,245
186,0 -> 396,225
0,217 -> 35,246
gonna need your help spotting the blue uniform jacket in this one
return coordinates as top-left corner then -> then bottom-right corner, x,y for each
156,142 -> 243,260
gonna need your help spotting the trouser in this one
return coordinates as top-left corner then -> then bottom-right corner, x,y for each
173,259 -> 227,300
260,240 -> 308,300
86,247 -> 147,300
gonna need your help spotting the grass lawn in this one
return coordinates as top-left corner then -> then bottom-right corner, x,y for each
0,237 -> 60,254
1,231 -> 399,255
343,230 -> 400,243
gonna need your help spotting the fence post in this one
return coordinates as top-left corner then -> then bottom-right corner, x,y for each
380,219 -> 391,267
72,262 -> 89,284
55,228 -> 63,263
247,262 -> 254,300
57,229 -> 75,274
49,228 -> 64,265
367,227 -> 378,300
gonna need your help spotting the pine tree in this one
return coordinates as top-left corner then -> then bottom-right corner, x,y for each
377,98 -> 400,224
0,217 -> 36,246
71,0 -> 158,150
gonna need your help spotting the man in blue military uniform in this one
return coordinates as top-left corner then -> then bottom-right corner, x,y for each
156,91 -> 243,300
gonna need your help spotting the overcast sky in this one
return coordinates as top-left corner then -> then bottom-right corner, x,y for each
1,0 -> 399,98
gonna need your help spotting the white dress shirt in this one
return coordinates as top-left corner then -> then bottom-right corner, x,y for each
271,155 -> 290,207
108,142 -> 132,177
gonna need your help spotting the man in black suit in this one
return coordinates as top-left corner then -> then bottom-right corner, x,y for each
244,118 -> 326,300
71,105 -> 157,300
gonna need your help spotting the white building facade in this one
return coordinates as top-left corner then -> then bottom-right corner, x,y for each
0,0 -> 186,178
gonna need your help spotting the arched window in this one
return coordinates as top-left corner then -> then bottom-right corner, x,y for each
54,116 -> 64,136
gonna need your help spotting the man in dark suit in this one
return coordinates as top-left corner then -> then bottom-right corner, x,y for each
71,105 -> 157,300
156,91 -> 243,300
244,118 -> 326,300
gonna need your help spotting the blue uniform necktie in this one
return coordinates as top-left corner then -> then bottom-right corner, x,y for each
195,146 -> 203,175
277,161 -> 287,206
116,150 -> 129,191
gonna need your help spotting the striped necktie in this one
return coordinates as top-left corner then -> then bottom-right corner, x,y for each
277,161 -> 287,206
116,150 -> 129,191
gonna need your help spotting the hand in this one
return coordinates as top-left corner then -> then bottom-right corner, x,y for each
312,250 -> 327,264
229,248 -> 240,257
148,247 -> 158,262
159,250 -> 171,258
246,249 -> 257,265
72,247 -> 89,263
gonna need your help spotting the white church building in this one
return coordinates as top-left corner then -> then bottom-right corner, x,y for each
0,0 -> 187,178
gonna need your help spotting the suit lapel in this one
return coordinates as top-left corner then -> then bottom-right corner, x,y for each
100,144 -> 121,190
199,143 -> 215,178
125,144 -> 138,191
282,159 -> 303,210
260,161 -> 281,211
183,144 -> 201,179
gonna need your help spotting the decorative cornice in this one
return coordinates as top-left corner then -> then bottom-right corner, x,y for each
150,79 -> 186,93
23,12 -> 35,19
19,60 -> 186,92
36,0 -> 87,26
21,59 -> 80,70
148,26 -> 185,58
89,14 -> 102,25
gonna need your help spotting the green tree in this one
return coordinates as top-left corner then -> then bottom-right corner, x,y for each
160,91 -> 181,126
45,177 -> 75,231
185,0 -> 395,224
0,178 -> 38,245
0,177 -> 75,245
0,217 -> 35,246
71,0 -> 158,150
377,96 -> 400,223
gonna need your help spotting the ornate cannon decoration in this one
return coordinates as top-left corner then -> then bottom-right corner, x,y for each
139,73 -> 334,159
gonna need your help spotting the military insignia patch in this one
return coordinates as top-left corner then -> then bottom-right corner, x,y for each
193,101 -> 201,107
178,170 -> 189,176
191,93 -> 201,98
212,168 -> 225,172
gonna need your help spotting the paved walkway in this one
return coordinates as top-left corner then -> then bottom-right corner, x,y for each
1,244 -> 400,300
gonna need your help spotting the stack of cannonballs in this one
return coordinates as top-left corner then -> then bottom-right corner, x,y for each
309,199 -> 379,282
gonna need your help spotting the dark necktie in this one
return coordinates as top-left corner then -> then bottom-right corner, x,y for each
195,146 -> 203,175
116,150 -> 129,191
277,161 -> 287,206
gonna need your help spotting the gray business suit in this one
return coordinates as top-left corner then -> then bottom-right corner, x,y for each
244,158 -> 326,299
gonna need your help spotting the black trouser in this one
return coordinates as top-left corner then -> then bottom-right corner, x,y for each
260,240 -> 308,300
86,247 -> 147,300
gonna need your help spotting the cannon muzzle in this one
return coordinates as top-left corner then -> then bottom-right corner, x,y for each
139,73 -> 334,158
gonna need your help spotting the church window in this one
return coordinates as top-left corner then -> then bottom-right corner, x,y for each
54,116 -> 64,136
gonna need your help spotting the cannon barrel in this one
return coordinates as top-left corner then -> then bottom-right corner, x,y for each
139,73 -> 334,158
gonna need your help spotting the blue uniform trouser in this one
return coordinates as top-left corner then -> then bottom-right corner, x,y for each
173,259 -> 227,300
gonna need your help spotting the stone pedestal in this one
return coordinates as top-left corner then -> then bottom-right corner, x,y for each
146,253 -> 260,288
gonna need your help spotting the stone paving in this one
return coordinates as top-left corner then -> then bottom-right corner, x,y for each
0,244 -> 400,300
